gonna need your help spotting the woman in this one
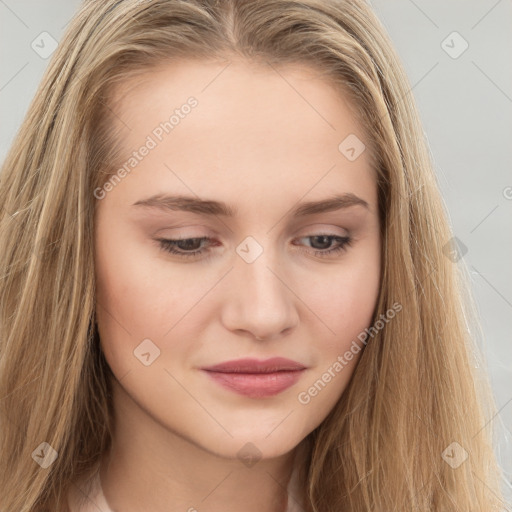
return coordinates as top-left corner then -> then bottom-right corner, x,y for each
0,0 -> 508,511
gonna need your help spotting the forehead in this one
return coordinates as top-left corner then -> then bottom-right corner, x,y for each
109,57 -> 364,137
102,58 -> 376,214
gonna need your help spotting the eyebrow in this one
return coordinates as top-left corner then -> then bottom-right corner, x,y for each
132,192 -> 369,217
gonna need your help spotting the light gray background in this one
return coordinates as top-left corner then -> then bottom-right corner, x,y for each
1,0 -> 511,495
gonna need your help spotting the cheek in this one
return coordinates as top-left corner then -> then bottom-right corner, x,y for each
334,268 -> 379,338
94,217 -> 183,339
294,252 -> 380,412
94,217 -> 165,371
94,223 -> 216,381
303,246 -> 381,354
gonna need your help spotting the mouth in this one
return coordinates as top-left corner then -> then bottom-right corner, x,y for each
200,357 -> 307,398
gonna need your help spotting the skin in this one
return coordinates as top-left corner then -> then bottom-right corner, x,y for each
93,57 -> 381,512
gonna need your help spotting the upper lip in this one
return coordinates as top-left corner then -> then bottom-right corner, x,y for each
201,357 -> 306,373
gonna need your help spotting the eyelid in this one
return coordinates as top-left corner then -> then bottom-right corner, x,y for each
156,232 -> 353,260
296,225 -> 349,237
157,223 -> 349,237
154,225 -> 352,248
154,225 -> 218,237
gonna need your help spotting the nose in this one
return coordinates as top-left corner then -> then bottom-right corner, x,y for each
220,242 -> 299,341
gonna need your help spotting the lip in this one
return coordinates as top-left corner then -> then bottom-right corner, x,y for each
200,357 -> 307,398
201,357 -> 306,373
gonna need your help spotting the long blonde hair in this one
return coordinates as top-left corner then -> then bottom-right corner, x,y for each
0,0 -> 508,510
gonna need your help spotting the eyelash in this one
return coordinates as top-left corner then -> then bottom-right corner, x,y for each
156,234 -> 352,260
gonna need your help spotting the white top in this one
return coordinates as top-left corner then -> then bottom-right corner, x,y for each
67,447 -> 308,511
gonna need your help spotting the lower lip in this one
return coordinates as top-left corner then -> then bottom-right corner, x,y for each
202,369 -> 305,398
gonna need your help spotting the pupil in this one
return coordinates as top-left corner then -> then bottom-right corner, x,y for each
312,235 -> 331,250
178,239 -> 202,250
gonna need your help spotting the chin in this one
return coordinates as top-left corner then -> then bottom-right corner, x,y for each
197,428 -> 303,462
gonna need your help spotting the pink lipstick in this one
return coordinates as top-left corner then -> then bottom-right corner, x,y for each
201,357 -> 306,398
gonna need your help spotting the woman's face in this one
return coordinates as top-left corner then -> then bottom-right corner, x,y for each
94,58 -> 381,460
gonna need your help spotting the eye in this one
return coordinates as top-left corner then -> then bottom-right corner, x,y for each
156,234 -> 352,259
292,234 -> 352,258
156,237 -> 213,259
